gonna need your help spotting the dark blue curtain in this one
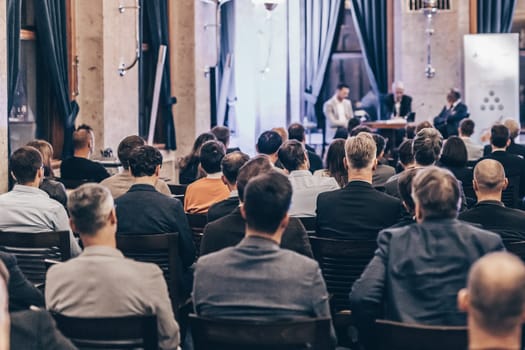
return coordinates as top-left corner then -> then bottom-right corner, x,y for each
351,0 -> 388,119
478,0 -> 517,33
34,0 -> 79,158
7,0 -> 21,118
144,0 -> 177,150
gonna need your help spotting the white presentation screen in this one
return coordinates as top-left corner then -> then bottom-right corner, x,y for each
464,33 -> 519,143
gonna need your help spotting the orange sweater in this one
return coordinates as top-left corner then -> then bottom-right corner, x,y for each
184,177 -> 230,214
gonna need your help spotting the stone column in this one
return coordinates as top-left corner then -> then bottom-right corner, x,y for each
0,3 -> 9,193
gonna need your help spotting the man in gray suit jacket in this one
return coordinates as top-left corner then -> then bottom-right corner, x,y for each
45,184 -> 180,350
193,171 -> 336,347
323,83 -> 353,142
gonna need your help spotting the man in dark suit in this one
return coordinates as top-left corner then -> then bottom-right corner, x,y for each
193,171 -> 335,347
459,159 -> 525,242
384,81 -> 412,119
115,145 -> 195,296
483,118 -> 525,158
350,166 -> 504,348
480,124 -> 525,198
207,151 -> 250,222
287,123 -> 323,173
201,156 -> 313,258
433,88 -> 469,138
316,133 -> 403,239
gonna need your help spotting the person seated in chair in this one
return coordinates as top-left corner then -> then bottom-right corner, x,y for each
287,123 -> 323,173
433,89 -> 468,139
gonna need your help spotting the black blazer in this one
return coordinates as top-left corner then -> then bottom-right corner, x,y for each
207,196 -> 239,223
483,141 -> 525,158
60,157 -> 109,182
433,102 -> 468,137
200,207 -> 313,258
459,200 -> 525,243
384,94 -> 412,118
0,252 -> 44,312
316,181 -> 403,240
10,310 -> 77,350
481,150 -> 525,197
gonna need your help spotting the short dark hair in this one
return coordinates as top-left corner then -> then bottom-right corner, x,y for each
372,134 -> 386,157
398,168 -> 421,213
491,124 -> 510,148
337,83 -> 349,90
278,140 -> 307,172
243,172 -> 292,233
117,135 -> 145,170
349,125 -> 373,137
287,123 -> 305,142
221,151 -> 250,185
440,136 -> 468,168
10,146 -> 43,184
257,131 -> 283,155
73,124 -> 93,150
237,156 -> 274,201
459,119 -> 475,137
398,139 -> 415,167
412,128 -> 443,166
449,88 -> 461,101
211,126 -> 230,148
347,118 -> 361,134
128,145 -> 163,177
200,140 -> 225,174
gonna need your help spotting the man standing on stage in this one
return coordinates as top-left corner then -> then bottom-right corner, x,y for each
323,83 -> 354,142
433,88 -> 469,138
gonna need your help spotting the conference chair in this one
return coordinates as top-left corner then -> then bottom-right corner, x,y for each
502,175 -> 520,209
506,240 -> 525,262
0,230 -> 71,285
186,213 -> 208,257
56,178 -> 92,190
298,217 -> 316,236
375,319 -> 467,350
189,314 -> 331,350
52,313 -> 158,350
168,184 -> 187,203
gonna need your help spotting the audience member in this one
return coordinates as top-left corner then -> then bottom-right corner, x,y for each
394,138 -> 415,173
207,151 -> 250,222
347,117 -> 361,136
46,184 -> 180,349
271,127 -> 288,143
193,172 -> 335,346
115,145 -> 196,295
371,134 -> 396,188
415,121 -> 433,133
438,136 -> 473,187
483,119 -> 525,158
278,140 -> 339,217
100,135 -> 171,199
178,132 -> 216,185
200,156 -> 313,257
458,252 -> 525,350
458,119 -> 483,161
350,166 -> 503,348
349,125 -> 373,137
480,124 -> 525,198
60,124 -> 109,182
287,122 -> 323,173
0,147 -> 81,256
184,140 -> 230,214
392,168 -> 422,228
26,140 -> 67,208
211,126 -> 240,154
459,159 -> 525,242
316,133 -> 403,239
256,130 -> 284,168
314,139 -> 347,188
433,88 -> 469,138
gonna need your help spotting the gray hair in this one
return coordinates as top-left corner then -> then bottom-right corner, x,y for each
392,81 -> 404,91
411,166 -> 460,220
345,132 -> 376,170
68,184 -> 114,235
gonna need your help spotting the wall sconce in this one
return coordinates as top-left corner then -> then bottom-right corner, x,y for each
252,0 -> 283,12
117,0 -> 141,77
423,0 -> 438,78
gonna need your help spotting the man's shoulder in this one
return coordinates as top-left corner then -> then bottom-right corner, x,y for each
316,187 -> 344,202
205,210 -> 242,232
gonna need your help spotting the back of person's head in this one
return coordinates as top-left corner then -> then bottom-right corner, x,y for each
199,140 -> 225,174
287,123 -> 305,142
461,252 -> 525,337
459,118 -> 475,137
211,126 -> 230,148
440,136 -> 468,168
68,184 -> 114,236
221,151 -> 250,185
243,171 -> 292,234
347,118 -> 361,135
117,135 -> 145,170
474,159 -> 507,194
415,121 -> 433,133
349,125 -> 373,137
10,146 -> 43,184
398,168 -> 422,214
337,83 -> 350,91
190,132 -> 216,156
372,134 -> 386,158
405,124 -> 416,139
272,127 -> 288,143
503,119 -> 520,140
26,140 -> 54,177
128,145 -> 163,177
412,166 -> 460,220
412,128 -> 443,166
257,131 -> 283,155
345,132 -> 377,170
491,124 -> 510,148
73,124 -> 94,151
398,139 -> 415,167
325,139 -> 347,187
278,140 -> 307,172
237,156 -> 274,201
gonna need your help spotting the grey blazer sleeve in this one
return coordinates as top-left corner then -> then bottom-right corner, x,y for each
310,265 -> 337,348
323,100 -> 347,128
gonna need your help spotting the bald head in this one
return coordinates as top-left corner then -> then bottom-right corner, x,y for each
466,252 -> 525,336
474,159 -> 506,194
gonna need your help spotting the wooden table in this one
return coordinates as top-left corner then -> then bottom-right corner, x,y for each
363,120 -> 409,149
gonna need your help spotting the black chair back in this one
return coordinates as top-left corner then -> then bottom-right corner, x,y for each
298,217 -> 316,235
506,240 -> 525,262
52,313 -> 158,350
0,231 -> 71,285
57,178 -> 92,189
309,236 -> 377,311
375,319 -> 467,350
168,184 -> 187,203
502,175 -> 520,208
186,213 -> 208,233
189,315 -> 331,350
